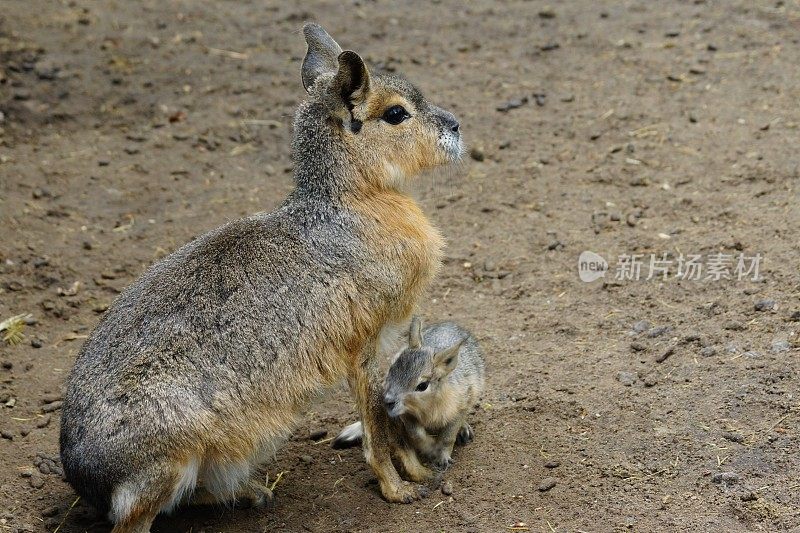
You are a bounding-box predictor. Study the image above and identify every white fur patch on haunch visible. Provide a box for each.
[332,421,363,449]
[109,482,138,524]
[201,458,252,502]
[164,457,199,513]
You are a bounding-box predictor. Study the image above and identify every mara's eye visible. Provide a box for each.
[415,381,429,392]
[382,105,409,125]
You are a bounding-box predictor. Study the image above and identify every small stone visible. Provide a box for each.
[538,7,556,18]
[538,477,557,491]
[770,339,790,353]
[632,320,650,333]
[20,428,30,437]
[626,214,638,227]
[36,415,51,429]
[41,506,59,518]
[39,463,51,475]
[643,374,658,387]
[723,321,745,331]
[700,346,717,357]
[496,97,528,112]
[299,454,313,464]
[1,361,11,370]
[754,299,776,312]
[41,401,63,413]
[616,371,637,386]
[469,147,485,162]
[630,342,647,352]
[29,475,45,489]
[544,460,560,469]
[30,338,43,349]
[711,471,739,484]
[97,159,110,167]
[441,480,453,495]
[789,311,800,322]
[647,326,670,338]
[655,346,675,363]
[740,492,758,502]
[1,430,13,440]
[20,469,33,477]
[722,431,744,444]
[309,428,328,441]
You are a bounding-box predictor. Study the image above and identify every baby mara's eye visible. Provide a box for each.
[415,381,429,392]
[382,105,410,125]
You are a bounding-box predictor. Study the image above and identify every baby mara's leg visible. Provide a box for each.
[430,417,465,471]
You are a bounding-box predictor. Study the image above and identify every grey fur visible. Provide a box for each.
[333,321,485,471]
[60,22,462,529]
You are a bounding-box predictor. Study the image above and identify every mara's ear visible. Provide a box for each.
[330,50,371,110]
[408,316,423,350]
[301,23,343,92]
[432,339,462,377]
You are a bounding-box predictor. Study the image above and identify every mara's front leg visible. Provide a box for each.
[350,341,428,503]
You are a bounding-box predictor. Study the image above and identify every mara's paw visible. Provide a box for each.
[400,464,436,484]
[235,480,274,509]
[433,454,454,472]
[380,480,429,504]
[456,423,474,446]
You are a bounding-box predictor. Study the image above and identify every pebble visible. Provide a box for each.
[496,97,528,112]
[441,480,453,495]
[40,393,62,404]
[771,339,790,353]
[723,321,745,331]
[632,320,651,333]
[41,506,59,518]
[538,477,557,491]
[30,337,43,348]
[544,460,560,469]
[1,430,13,440]
[789,311,800,322]
[42,401,63,413]
[1,361,11,370]
[754,299,776,312]
[308,428,328,441]
[700,346,717,357]
[740,492,758,502]
[711,471,739,484]
[299,454,313,464]
[616,371,637,386]
[630,341,647,352]
[655,346,675,363]
[469,147,485,162]
[538,7,556,18]
[722,431,744,444]
[647,326,670,338]
[36,415,51,429]
[29,475,45,489]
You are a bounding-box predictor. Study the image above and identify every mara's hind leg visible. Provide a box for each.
[189,478,273,509]
[393,444,435,483]
[109,463,180,533]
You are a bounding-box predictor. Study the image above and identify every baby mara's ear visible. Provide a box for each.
[408,316,423,349]
[432,338,463,378]
[301,23,342,92]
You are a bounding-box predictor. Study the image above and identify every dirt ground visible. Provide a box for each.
[1,1,799,531]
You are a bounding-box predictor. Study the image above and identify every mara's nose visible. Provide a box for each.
[383,397,396,410]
